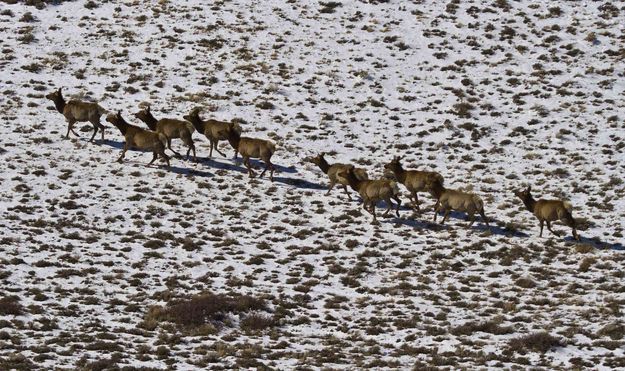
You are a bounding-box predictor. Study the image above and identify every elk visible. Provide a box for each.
[182,108,231,158]
[134,104,196,161]
[427,178,489,228]
[513,185,579,240]
[307,153,368,200]
[224,122,276,181]
[340,165,401,224]
[105,111,170,167]
[384,155,443,212]
[45,87,107,142]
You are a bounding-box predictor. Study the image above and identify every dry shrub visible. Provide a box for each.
[451,318,513,336]
[0,297,23,315]
[240,313,276,332]
[508,331,564,353]
[514,277,536,288]
[597,322,624,340]
[143,292,266,330]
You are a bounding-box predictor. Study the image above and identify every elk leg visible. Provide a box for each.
[259,159,270,178]
[326,181,336,196]
[441,209,451,225]
[214,140,226,157]
[88,122,98,143]
[167,138,181,157]
[93,119,105,141]
[572,228,580,241]
[561,215,580,241]
[66,119,76,139]
[539,220,544,237]
[392,195,401,217]
[433,205,441,222]
[268,160,275,182]
[467,213,476,227]
[148,151,158,166]
[244,157,255,178]
[370,204,378,224]
[480,209,490,227]
[413,192,421,213]
[546,221,561,236]
[161,149,170,167]
[117,142,128,163]
[208,139,214,158]
[342,185,353,201]
[184,135,196,162]
[383,199,392,216]
[98,122,105,141]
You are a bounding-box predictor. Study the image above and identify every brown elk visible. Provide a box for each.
[307,153,368,200]
[45,87,107,142]
[134,104,196,161]
[224,122,276,181]
[514,185,579,240]
[427,178,489,228]
[384,156,443,212]
[106,111,170,167]
[341,165,401,224]
[183,108,231,158]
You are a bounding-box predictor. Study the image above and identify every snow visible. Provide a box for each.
[0,0,624,369]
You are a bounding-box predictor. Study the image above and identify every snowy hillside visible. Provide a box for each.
[1,0,624,369]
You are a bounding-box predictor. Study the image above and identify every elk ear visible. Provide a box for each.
[527,185,531,193]
[146,104,150,113]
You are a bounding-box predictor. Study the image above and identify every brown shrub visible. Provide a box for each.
[597,322,624,340]
[451,318,513,336]
[0,297,23,315]
[240,313,276,332]
[144,292,266,329]
[508,331,564,353]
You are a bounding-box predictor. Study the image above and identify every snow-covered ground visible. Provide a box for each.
[1,0,624,369]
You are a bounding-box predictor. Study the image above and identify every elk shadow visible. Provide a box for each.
[198,157,297,174]
[473,223,529,237]
[272,176,326,190]
[168,165,213,178]
[566,236,624,250]
[98,139,144,151]
[198,157,325,190]
[391,217,451,231]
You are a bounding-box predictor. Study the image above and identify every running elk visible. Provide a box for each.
[514,185,579,240]
[384,156,443,212]
[427,178,489,228]
[307,153,368,200]
[134,104,196,161]
[341,165,401,224]
[45,87,107,142]
[183,108,231,158]
[224,122,276,181]
[106,111,170,167]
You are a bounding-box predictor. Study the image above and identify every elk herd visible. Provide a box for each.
[45,88,581,241]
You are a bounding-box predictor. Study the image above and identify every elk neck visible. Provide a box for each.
[52,94,66,114]
[521,194,536,213]
[316,157,330,174]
